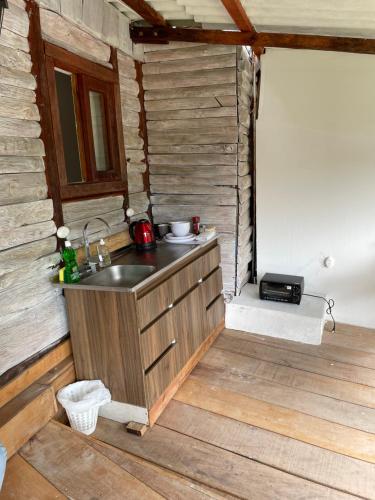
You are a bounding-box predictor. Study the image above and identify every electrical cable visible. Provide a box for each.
[302,293,336,334]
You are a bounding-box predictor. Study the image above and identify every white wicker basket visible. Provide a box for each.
[57,380,111,435]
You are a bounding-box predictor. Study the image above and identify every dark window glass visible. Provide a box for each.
[55,70,83,183]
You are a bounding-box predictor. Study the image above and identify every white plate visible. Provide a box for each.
[165,232,194,240]
[164,236,197,244]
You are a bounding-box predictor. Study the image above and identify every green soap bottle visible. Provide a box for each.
[62,241,80,283]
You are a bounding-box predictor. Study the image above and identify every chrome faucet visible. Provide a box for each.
[82,217,111,263]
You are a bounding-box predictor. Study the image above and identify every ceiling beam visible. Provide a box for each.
[255,32,375,55]
[120,0,167,27]
[220,0,255,34]
[131,26,256,45]
[131,25,375,55]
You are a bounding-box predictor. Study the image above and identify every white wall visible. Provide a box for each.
[257,48,375,328]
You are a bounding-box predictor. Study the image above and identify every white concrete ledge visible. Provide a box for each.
[226,284,326,345]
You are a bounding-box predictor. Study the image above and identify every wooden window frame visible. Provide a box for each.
[44,42,127,201]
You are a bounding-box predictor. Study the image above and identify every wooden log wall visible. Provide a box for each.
[236,47,253,291]
[0,0,148,376]
[143,43,253,296]
[0,0,67,376]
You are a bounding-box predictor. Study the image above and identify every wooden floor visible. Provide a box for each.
[2,326,375,499]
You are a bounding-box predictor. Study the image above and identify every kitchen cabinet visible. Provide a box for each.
[64,239,224,425]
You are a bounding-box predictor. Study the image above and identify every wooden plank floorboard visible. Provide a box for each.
[323,328,375,354]
[175,377,375,463]
[89,437,233,499]
[214,332,375,387]
[19,421,162,500]
[1,454,65,500]
[202,346,375,409]
[224,328,375,370]
[198,349,375,432]
[159,400,375,499]
[93,416,356,499]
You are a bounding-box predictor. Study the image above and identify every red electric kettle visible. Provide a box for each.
[129,219,156,251]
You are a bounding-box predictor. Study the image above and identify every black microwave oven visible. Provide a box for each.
[259,273,304,305]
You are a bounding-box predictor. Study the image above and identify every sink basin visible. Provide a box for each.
[81,265,156,289]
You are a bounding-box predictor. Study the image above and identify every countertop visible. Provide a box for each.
[59,237,217,293]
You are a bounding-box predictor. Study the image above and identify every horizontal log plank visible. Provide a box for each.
[150,165,236,177]
[0,199,53,228]
[0,45,32,73]
[150,173,237,186]
[144,83,236,101]
[40,9,111,64]
[151,194,237,206]
[123,127,143,149]
[144,44,236,63]
[128,192,149,214]
[0,156,44,173]
[216,95,237,107]
[121,92,141,113]
[2,220,56,251]
[148,144,237,154]
[147,107,237,121]
[0,173,47,205]
[150,183,236,195]
[119,75,139,97]
[0,97,39,121]
[62,195,124,223]
[149,153,237,166]
[0,66,36,90]
[1,295,68,376]
[122,110,140,128]
[68,209,125,240]
[0,137,44,156]
[0,28,30,53]
[143,53,236,75]
[143,68,236,90]
[0,117,41,138]
[0,252,60,291]
[0,83,35,102]
[3,1,29,38]
[0,279,58,316]
[153,205,236,228]
[148,129,238,145]
[0,236,56,276]
[145,97,221,112]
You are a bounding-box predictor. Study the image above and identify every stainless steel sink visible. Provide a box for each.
[81,265,156,289]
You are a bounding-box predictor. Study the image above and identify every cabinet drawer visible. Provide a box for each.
[145,342,179,408]
[140,309,176,370]
[206,294,225,334]
[137,245,220,330]
[202,267,223,307]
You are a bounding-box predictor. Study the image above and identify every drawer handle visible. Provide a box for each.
[198,278,203,284]
[168,303,173,309]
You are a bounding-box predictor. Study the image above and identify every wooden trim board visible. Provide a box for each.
[0,340,72,408]
[0,384,57,458]
[148,319,224,426]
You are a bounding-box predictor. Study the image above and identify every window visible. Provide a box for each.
[45,43,126,200]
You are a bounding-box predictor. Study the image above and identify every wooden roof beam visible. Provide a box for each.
[131,26,375,55]
[255,32,375,55]
[131,26,256,45]
[220,0,256,34]
[120,0,168,27]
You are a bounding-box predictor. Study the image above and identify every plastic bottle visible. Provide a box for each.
[62,241,80,283]
[97,239,111,268]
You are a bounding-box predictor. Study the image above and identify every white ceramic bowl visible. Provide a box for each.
[170,221,191,237]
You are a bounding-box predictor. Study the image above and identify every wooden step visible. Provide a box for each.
[0,384,56,458]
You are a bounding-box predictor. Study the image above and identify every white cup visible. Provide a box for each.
[170,221,191,237]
